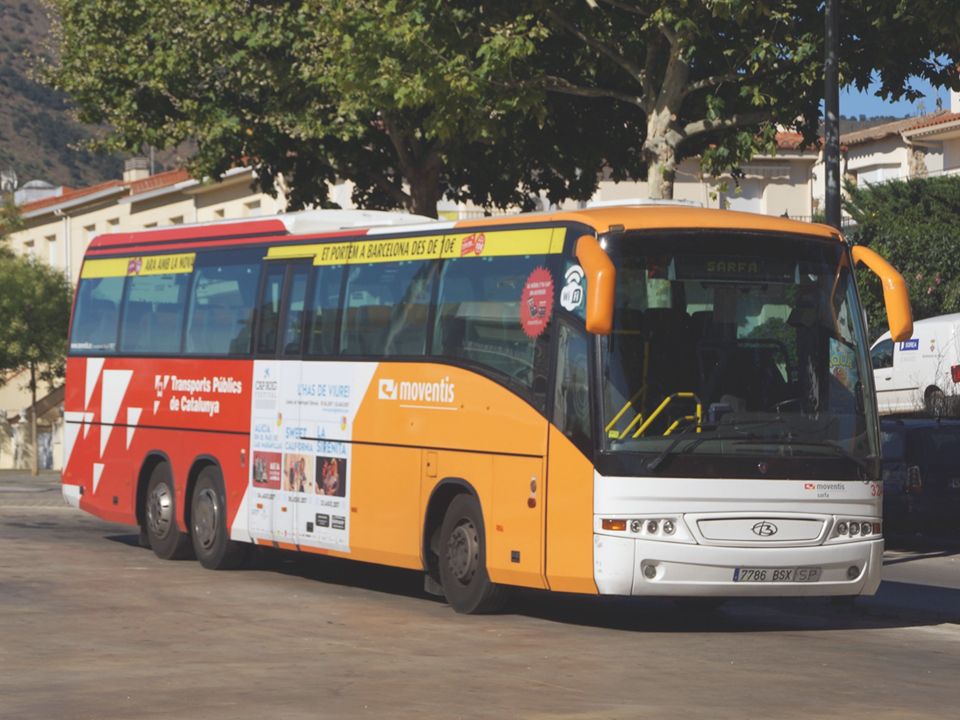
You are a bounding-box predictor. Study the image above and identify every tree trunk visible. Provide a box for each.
[408,172,442,219]
[643,107,679,200]
[29,363,38,477]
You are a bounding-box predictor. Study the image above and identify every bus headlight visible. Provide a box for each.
[830,517,881,542]
[597,515,692,543]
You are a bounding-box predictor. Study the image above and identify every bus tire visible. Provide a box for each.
[438,494,507,614]
[144,463,193,561]
[190,466,249,570]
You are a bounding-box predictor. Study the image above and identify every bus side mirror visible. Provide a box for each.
[575,234,616,335]
[851,245,913,342]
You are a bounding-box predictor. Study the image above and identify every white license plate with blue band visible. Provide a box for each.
[733,567,822,582]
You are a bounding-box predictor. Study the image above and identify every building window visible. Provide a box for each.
[45,235,56,265]
[83,224,96,248]
[244,200,262,217]
[107,218,120,228]
[169,215,184,225]
[143,222,158,229]
[24,239,36,258]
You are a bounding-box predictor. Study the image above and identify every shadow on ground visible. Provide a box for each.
[105,532,960,634]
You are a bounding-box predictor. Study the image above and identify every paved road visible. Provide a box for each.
[2,471,959,719]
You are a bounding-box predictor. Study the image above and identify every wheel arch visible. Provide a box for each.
[135,451,174,529]
[422,477,482,582]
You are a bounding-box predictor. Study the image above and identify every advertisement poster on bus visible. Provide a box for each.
[247,360,376,553]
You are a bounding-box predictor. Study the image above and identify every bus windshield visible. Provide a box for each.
[599,231,878,480]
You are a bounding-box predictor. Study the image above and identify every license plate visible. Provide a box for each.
[733,567,822,583]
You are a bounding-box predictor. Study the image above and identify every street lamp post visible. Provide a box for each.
[824,0,842,230]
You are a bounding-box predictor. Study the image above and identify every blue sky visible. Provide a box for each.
[840,77,947,118]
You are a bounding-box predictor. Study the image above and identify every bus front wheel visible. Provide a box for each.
[144,463,193,561]
[190,466,249,570]
[438,494,507,614]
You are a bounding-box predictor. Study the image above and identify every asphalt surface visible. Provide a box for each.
[2,470,959,719]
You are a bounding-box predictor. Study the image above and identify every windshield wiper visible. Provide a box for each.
[641,419,793,474]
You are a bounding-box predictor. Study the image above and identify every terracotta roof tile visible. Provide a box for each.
[21,179,125,213]
[841,111,951,145]
[129,168,191,195]
[905,111,960,133]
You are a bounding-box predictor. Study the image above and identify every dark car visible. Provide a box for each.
[880,418,960,534]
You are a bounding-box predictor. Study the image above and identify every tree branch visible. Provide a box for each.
[542,76,644,107]
[683,71,741,97]
[683,112,769,138]
[544,7,646,85]
[595,0,651,18]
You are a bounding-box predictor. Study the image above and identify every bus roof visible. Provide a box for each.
[86,204,840,253]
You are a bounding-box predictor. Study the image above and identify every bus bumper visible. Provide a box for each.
[62,483,82,509]
[594,535,884,597]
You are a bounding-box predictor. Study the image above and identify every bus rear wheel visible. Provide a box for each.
[438,494,506,614]
[144,463,193,560]
[190,466,249,570]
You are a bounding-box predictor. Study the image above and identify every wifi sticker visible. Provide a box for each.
[561,265,585,311]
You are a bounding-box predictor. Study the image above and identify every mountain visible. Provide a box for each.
[0,0,122,191]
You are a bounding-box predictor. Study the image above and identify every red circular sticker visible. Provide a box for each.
[520,267,554,338]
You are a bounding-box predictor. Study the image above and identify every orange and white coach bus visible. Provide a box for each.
[62,204,912,613]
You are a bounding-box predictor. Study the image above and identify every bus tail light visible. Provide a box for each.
[602,519,627,531]
[951,365,960,383]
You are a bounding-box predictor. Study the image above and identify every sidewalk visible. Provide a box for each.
[0,469,66,508]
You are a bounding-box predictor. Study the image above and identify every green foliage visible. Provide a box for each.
[42,0,960,212]
[528,0,960,196]
[0,251,72,386]
[845,175,960,339]
[0,194,24,243]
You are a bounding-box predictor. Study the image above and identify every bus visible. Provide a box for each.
[62,205,912,613]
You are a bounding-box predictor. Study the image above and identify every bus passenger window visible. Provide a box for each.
[433,255,546,388]
[306,265,343,356]
[118,273,189,354]
[184,253,259,356]
[280,265,310,356]
[69,276,124,354]
[256,265,285,355]
[341,261,435,357]
[554,323,592,451]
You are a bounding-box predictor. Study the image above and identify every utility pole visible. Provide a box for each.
[824,0,842,230]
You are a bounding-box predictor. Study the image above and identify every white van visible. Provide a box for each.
[870,313,960,415]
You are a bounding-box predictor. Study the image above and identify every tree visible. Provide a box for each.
[44,1,960,211]
[44,0,625,216]
[0,250,73,475]
[526,0,960,199]
[845,175,960,338]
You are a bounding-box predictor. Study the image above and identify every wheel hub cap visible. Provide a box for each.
[146,483,173,540]
[193,488,219,552]
[447,519,479,584]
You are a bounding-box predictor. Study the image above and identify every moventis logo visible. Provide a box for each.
[378,377,455,405]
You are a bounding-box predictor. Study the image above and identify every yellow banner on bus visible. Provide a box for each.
[81,253,196,279]
[265,228,562,266]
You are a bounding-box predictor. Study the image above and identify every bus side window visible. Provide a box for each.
[433,255,546,389]
[341,260,435,357]
[279,265,311,356]
[184,252,260,356]
[256,264,285,355]
[69,276,125,354]
[554,322,592,452]
[306,265,344,356]
[118,273,189,354]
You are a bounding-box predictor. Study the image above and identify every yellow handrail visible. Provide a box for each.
[633,392,702,438]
